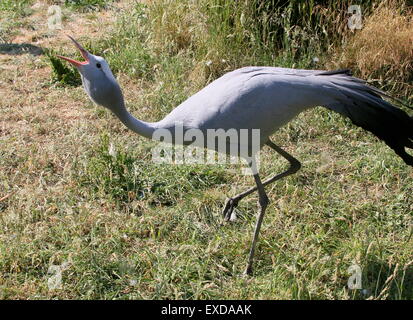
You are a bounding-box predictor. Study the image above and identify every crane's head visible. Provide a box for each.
[57,36,124,111]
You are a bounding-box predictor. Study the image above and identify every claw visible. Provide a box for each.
[222,198,238,221]
[243,266,253,276]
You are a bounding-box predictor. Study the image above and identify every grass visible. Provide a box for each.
[0,0,33,14]
[331,0,413,101]
[45,49,81,86]
[63,0,116,11]
[1,0,413,300]
[77,133,229,207]
[0,0,34,42]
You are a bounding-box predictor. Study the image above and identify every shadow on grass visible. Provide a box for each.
[0,43,43,56]
[361,257,413,300]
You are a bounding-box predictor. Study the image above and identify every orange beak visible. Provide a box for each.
[57,35,89,67]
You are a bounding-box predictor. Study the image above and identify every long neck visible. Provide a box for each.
[111,103,158,139]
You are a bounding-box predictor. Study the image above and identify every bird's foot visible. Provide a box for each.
[242,265,253,277]
[222,197,239,222]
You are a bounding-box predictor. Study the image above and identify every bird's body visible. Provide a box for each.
[116,65,413,166]
[156,67,319,146]
[58,37,413,275]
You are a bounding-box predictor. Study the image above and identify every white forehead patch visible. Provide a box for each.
[93,55,117,83]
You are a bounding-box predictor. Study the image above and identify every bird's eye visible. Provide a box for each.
[96,63,102,68]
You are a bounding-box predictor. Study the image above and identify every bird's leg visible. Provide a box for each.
[222,140,301,221]
[244,168,269,275]
[243,142,301,275]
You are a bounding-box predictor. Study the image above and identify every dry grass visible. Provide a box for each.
[146,0,207,55]
[332,1,413,100]
[1,0,413,300]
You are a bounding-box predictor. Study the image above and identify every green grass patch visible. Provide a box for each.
[45,49,82,86]
[0,0,32,14]
[64,0,115,11]
[1,0,412,300]
[76,134,229,207]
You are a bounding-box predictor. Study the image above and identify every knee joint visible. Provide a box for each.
[290,160,301,174]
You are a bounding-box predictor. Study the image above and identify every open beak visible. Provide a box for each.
[57,35,90,67]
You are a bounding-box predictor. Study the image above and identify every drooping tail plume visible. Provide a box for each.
[317,70,413,166]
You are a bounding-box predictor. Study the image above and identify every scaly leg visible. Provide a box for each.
[244,166,269,275]
[222,140,301,221]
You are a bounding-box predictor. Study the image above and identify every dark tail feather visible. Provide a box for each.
[320,74,413,166]
[318,69,353,76]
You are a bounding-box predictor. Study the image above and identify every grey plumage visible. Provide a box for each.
[58,37,412,275]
